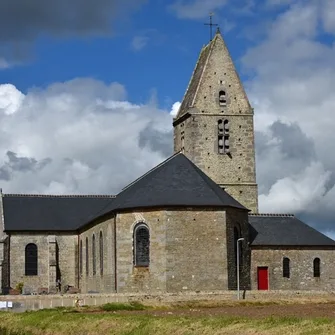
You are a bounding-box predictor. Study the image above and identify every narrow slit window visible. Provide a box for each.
[79,240,83,276]
[283,257,290,278]
[313,258,320,278]
[86,237,89,276]
[134,224,150,267]
[100,231,104,276]
[92,234,96,276]
[25,243,38,276]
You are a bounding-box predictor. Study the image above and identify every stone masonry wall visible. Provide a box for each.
[79,216,115,294]
[9,233,77,293]
[226,209,251,290]
[251,247,335,290]
[115,210,167,294]
[0,191,8,293]
[4,290,335,312]
[0,237,9,293]
[174,114,258,212]
[115,208,232,294]
[165,209,229,292]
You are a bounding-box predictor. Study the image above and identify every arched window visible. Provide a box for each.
[92,234,96,276]
[313,258,320,278]
[219,90,227,106]
[79,240,83,276]
[25,243,38,276]
[283,257,290,278]
[134,224,150,267]
[99,231,103,276]
[85,237,89,276]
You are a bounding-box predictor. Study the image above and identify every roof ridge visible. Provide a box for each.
[3,194,116,198]
[249,213,295,217]
[120,151,182,193]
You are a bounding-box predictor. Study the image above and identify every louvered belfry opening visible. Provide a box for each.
[134,224,150,267]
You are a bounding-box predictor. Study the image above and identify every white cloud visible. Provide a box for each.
[0,79,173,195]
[131,35,150,51]
[0,84,24,115]
[259,162,331,214]
[130,29,165,52]
[242,0,335,232]
[170,101,181,116]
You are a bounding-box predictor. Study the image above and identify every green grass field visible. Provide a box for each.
[1,301,335,335]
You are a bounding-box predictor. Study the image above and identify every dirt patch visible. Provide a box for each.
[110,303,335,319]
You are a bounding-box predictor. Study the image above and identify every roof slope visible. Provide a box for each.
[175,28,250,119]
[249,214,335,246]
[3,195,115,231]
[177,43,211,118]
[94,153,247,218]
[3,153,246,231]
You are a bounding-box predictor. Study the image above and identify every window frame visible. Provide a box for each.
[79,239,83,276]
[133,223,150,267]
[25,243,38,276]
[99,231,103,276]
[85,237,89,276]
[219,90,227,106]
[283,257,290,278]
[313,257,321,278]
[92,234,96,276]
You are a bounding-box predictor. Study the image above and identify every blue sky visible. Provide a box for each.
[1,0,335,235]
[0,0,274,107]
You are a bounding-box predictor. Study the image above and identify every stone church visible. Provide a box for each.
[1,29,335,295]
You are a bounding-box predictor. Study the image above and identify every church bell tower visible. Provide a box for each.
[173,28,258,212]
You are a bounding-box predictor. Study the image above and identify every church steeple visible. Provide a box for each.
[173,29,258,212]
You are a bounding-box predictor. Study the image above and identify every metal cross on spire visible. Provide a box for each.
[204,13,218,42]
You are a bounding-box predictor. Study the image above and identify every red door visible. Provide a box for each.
[257,267,269,290]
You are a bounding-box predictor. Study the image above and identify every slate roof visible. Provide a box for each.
[2,153,246,231]
[89,153,247,220]
[3,195,115,231]
[249,214,335,247]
